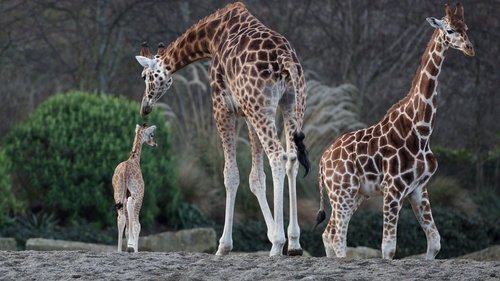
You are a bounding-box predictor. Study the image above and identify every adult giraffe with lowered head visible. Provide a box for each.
[135,2,309,256]
[316,3,474,259]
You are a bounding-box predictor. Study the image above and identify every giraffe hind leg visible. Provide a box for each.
[116,207,126,252]
[322,211,335,257]
[326,182,365,258]
[214,112,239,256]
[284,141,302,256]
[126,196,136,253]
[247,122,275,243]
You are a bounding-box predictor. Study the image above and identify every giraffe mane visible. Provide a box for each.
[162,2,247,53]
[193,2,246,27]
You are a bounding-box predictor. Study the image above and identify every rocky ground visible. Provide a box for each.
[0,250,499,281]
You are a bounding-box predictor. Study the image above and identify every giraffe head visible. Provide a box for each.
[136,123,158,147]
[135,42,173,116]
[426,3,474,57]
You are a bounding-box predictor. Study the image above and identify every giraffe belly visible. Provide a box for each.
[359,178,384,197]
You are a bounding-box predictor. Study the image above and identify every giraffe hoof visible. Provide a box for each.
[126,247,134,253]
[287,248,303,256]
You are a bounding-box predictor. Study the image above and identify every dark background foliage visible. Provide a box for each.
[0,0,498,255]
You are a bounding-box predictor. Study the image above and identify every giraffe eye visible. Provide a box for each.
[446,29,454,34]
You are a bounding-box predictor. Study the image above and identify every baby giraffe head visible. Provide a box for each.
[426,3,474,57]
[135,42,173,117]
[136,123,157,148]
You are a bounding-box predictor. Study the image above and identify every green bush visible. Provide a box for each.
[229,220,271,252]
[3,91,180,230]
[0,148,20,225]
[433,146,500,190]
[427,176,478,216]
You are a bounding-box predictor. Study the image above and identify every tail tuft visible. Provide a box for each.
[293,131,310,177]
[312,209,326,231]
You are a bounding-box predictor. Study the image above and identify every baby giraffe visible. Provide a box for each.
[113,123,157,252]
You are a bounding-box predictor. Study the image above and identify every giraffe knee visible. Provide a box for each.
[249,176,264,195]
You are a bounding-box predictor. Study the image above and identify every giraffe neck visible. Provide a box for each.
[160,2,247,73]
[409,29,447,132]
[388,29,448,138]
[129,133,143,162]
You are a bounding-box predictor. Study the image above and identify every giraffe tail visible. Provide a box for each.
[293,131,310,177]
[280,54,310,177]
[312,164,326,231]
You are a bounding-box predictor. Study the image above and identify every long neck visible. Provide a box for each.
[404,29,448,137]
[161,2,246,73]
[129,133,143,163]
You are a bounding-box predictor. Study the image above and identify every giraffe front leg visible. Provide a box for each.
[381,186,404,259]
[408,186,441,260]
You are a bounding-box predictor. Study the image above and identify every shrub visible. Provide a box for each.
[227,220,271,252]
[3,91,180,230]
[427,176,478,216]
[0,212,116,249]
[0,148,20,225]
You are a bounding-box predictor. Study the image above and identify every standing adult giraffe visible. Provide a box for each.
[316,3,474,260]
[134,2,309,256]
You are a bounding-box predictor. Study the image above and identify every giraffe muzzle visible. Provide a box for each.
[463,43,475,57]
[141,105,153,116]
[140,95,154,116]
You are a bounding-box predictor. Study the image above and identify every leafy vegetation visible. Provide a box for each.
[2,92,180,231]
[0,148,20,225]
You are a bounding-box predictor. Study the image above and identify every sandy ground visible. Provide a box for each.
[0,251,499,281]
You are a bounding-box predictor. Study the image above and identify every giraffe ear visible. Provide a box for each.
[426,17,445,30]
[135,55,156,69]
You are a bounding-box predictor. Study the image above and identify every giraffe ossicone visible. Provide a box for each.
[135,2,309,256]
[113,123,157,253]
[316,3,474,260]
